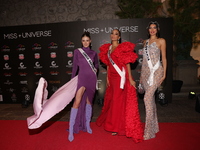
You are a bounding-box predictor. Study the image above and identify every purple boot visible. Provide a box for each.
[68,108,78,142]
[85,104,92,134]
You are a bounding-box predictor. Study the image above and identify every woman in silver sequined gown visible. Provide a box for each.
[140,21,167,140]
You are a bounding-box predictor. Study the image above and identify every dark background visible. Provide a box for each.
[0,18,173,104]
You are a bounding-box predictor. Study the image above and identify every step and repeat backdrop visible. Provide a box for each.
[0,18,173,104]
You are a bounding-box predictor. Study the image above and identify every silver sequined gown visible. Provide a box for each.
[140,40,164,140]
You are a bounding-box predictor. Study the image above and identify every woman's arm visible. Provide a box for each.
[159,38,167,85]
[126,63,136,88]
[71,50,78,78]
[139,40,147,84]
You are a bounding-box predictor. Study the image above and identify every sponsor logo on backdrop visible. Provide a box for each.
[66,60,73,68]
[66,71,72,75]
[3,33,17,39]
[34,71,43,76]
[16,44,25,51]
[4,55,9,60]
[34,53,40,59]
[100,69,107,74]
[4,30,51,40]
[136,38,144,45]
[18,72,28,76]
[25,94,30,101]
[20,30,51,39]
[18,62,27,69]
[32,43,42,50]
[20,80,28,85]
[136,69,141,74]
[4,80,13,85]
[65,41,75,48]
[7,88,15,93]
[1,45,10,52]
[19,54,24,60]
[48,42,58,49]
[21,87,28,93]
[138,49,143,55]
[51,86,59,92]
[83,25,139,34]
[11,93,17,102]
[3,63,11,70]
[49,80,61,84]
[4,72,12,77]
[34,62,43,69]
[50,52,56,58]
[50,71,59,75]
[50,61,58,68]
[138,58,143,65]
[97,79,102,90]
[67,51,73,57]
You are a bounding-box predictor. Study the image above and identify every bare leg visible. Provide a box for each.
[73,86,86,108]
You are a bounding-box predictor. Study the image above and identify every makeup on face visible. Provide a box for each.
[81,36,91,47]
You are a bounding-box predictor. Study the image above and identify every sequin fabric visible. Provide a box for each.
[140,40,164,140]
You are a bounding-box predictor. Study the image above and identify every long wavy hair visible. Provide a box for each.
[146,21,160,38]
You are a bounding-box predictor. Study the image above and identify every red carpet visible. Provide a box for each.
[0,120,199,150]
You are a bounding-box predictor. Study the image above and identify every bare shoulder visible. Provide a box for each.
[143,39,148,46]
[158,38,166,44]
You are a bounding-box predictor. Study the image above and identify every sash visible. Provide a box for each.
[108,45,125,89]
[78,48,98,89]
[144,40,161,86]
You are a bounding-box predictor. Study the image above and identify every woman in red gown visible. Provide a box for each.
[96,29,143,143]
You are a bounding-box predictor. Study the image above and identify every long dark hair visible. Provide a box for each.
[111,29,122,44]
[146,21,160,38]
[81,31,92,48]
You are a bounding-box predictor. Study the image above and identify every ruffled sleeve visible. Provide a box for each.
[118,42,138,65]
[99,43,111,65]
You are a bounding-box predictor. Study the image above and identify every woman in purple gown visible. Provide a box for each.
[68,32,99,142]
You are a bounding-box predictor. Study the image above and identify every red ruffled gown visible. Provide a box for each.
[96,42,144,143]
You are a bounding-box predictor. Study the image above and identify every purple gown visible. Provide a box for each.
[26,47,98,130]
[71,47,99,133]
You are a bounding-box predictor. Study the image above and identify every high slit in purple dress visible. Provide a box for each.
[26,47,98,130]
[71,47,99,133]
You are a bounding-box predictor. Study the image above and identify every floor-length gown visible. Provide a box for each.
[140,40,164,140]
[27,47,98,130]
[71,47,99,133]
[96,42,143,143]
